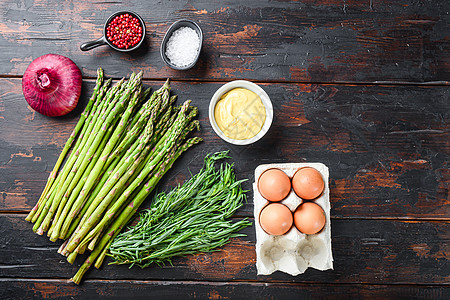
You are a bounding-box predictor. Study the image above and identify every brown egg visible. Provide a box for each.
[259,203,293,236]
[258,169,291,202]
[293,202,326,234]
[292,167,324,200]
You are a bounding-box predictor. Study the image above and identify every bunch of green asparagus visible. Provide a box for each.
[25,68,202,284]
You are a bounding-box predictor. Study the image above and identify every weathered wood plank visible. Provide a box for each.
[0,0,448,83]
[0,279,449,300]
[1,79,448,218]
[1,215,449,284]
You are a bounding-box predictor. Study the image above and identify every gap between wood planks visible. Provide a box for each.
[0,277,449,287]
[2,211,449,221]
[0,74,448,86]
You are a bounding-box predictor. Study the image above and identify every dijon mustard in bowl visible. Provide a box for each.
[209,80,273,145]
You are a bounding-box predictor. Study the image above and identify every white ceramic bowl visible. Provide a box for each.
[209,80,273,145]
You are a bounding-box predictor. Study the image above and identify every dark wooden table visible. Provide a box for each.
[1,1,449,299]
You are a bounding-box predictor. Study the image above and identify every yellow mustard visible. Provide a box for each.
[214,88,266,140]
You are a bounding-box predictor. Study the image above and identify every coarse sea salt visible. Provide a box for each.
[165,27,200,68]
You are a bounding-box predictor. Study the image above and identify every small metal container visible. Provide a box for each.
[160,20,203,70]
[80,11,146,52]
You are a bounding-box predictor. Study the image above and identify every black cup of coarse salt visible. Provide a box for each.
[80,11,146,52]
[160,20,203,70]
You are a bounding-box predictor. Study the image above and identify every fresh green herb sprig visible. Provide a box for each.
[108,151,252,268]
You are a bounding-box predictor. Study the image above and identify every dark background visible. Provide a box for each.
[0,0,448,299]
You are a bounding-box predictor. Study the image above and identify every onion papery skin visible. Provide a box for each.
[22,54,82,117]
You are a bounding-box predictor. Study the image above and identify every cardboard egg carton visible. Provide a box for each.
[253,163,333,276]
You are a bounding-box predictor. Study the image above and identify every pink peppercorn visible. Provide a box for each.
[106,14,143,49]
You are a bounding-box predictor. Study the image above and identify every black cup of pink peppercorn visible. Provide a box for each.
[80,11,146,52]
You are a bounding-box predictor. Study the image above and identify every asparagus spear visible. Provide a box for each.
[30,78,111,228]
[57,74,142,235]
[66,103,184,251]
[71,137,201,284]
[49,115,121,241]
[37,79,115,232]
[32,177,60,233]
[125,80,167,132]
[31,174,60,224]
[83,116,200,252]
[65,125,153,252]
[68,104,192,247]
[53,88,143,241]
[110,85,166,160]
[26,69,105,222]
[61,120,153,241]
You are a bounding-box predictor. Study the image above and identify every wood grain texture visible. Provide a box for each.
[0,0,449,295]
[0,0,448,83]
[1,279,449,300]
[1,79,448,218]
[1,215,449,284]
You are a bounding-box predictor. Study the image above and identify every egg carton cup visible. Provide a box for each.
[253,163,333,276]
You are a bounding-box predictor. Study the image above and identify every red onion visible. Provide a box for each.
[22,54,82,117]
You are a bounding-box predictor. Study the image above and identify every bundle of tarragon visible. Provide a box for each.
[109,151,252,268]
[25,68,202,284]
